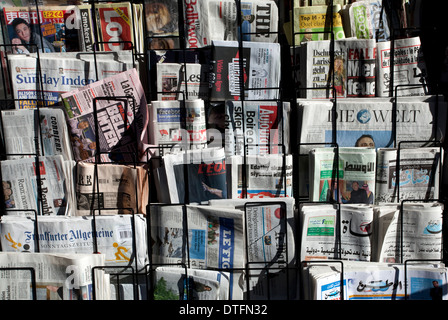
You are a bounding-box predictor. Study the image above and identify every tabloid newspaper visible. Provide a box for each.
[156,63,209,101]
[208,197,298,299]
[0,107,73,161]
[74,161,149,216]
[309,147,376,204]
[224,100,290,156]
[297,96,447,154]
[375,147,441,203]
[375,202,444,263]
[7,51,135,108]
[159,147,227,204]
[303,261,447,300]
[376,36,427,97]
[2,5,82,53]
[148,204,245,300]
[0,214,148,270]
[348,0,390,41]
[1,155,70,216]
[61,68,150,163]
[0,252,106,300]
[228,154,293,199]
[145,0,180,50]
[300,203,373,262]
[184,0,278,49]
[150,99,207,150]
[209,40,281,101]
[296,38,377,99]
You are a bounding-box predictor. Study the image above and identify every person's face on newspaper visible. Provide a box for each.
[15,22,31,42]
[146,2,171,33]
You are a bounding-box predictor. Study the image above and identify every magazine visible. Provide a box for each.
[348,0,390,41]
[77,4,95,52]
[145,0,180,50]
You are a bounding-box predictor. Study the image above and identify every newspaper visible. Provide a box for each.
[300,203,374,261]
[0,214,148,270]
[156,63,209,101]
[2,5,82,53]
[0,252,106,300]
[348,0,390,41]
[77,4,95,52]
[0,107,73,161]
[159,147,227,203]
[224,100,290,156]
[1,155,71,215]
[145,0,180,50]
[376,147,441,203]
[228,154,293,199]
[148,204,245,300]
[74,161,149,216]
[296,38,377,99]
[297,96,447,154]
[303,261,447,300]
[61,68,150,163]
[309,147,376,204]
[209,40,281,101]
[7,51,135,108]
[150,99,207,149]
[376,202,444,263]
[376,36,427,97]
[184,0,279,49]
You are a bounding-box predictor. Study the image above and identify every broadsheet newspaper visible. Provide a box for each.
[1,155,70,215]
[209,40,281,101]
[149,204,245,300]
[0,252,106,300]
[150,99,207,150]
[184,0,278,49]
[160,147,227,204]
[0,107,73,161]
[309,147,376,204]
[376,36,427,97]
[300,203,373,262]
[0,214,148,270]
[61,68,149,163]
[224,100,290,156]
[375,202,444,263]
[208,198,298,299]
[375,147,441,203]
[303,261,447,300]
[74,161,149,216]
[7,51,135,108]
[297,96,447,154]
[228,154,293,199]
[348,0,390,41]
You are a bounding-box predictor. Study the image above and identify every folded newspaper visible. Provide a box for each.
[347,0,390,41]
[0,214,148,270]
[61,68,150,163]
[148,204,245,300]
[375,147,441,203]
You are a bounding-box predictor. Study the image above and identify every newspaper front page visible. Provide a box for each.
[375,147,441,203]
[348,0,390,41]
[0,252,106,300]
[149,204,245,300]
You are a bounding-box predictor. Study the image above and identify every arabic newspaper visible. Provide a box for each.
[209,40,281,101]
[348,0,390,41]
[1,155,71,216]
[375,147,441,203]
[228,154,293,199]
[300,203,373,261]
[376,202,444,263]
[208,197,298,299]
[297,96,447,154]
[224,100,290,156]
[148,204,245,300]
[309,147,376,204]
[74,161,149,216]
[160,147,227,204]
[2,5,81,53]
[0,107,73,161]
[0,214,148,270]
[61,68,150,163]
[0,252,106,300]
[184,0,279,49]
[376,36,427,97]
[7,51,135,108]
[150,99,207,150]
